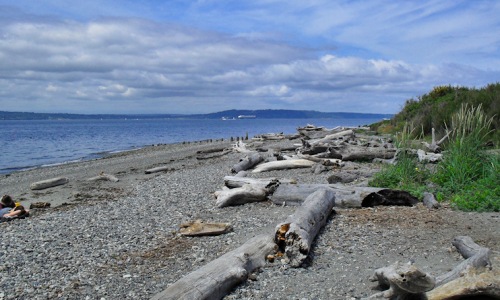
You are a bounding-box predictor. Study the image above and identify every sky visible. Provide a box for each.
[0,1,499,114]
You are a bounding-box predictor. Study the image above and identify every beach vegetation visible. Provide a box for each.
[369,97,499,212]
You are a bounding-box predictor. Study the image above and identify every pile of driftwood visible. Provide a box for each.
[152,126,497,300]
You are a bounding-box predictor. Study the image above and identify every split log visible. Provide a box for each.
[435,236,492,286]
[151,234,276,300]
[363,261,435,299]
[269,184,419,208]
[417,149,442,163]
[251,159,316,173]
[422,192,440,209]
[231,153,264,173]
[223,176,296,189]
[145,166,173,174]
[86,173,119,182]
[214,183,276,208]
[275,188,336,267]
[30,177,69,190]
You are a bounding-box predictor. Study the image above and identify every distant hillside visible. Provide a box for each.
[0,109,392,120]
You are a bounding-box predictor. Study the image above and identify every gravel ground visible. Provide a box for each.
[0,138,498,300]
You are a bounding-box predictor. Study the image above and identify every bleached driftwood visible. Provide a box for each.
[214,183,276,208]
[151,234,276,300]
[422,192,440,209]
[145,166,172,174]
[332,145,397,161]
[30,177,69,190]
[422,128,451,153]
[427,267,500,299]
[275,188,336,267]
[252,159,316,173]
[231,153,264,173]
[363,261,435,299]
[435,235,492,286]
[310,129,355,145]
[417,149,442,163]
[232,141,254,153]
[269,184,419,208]
[86,173,119,182]
[179,220,232,236]
[223,176,296,189]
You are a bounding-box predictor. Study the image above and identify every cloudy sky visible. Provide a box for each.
[0,1,499,114]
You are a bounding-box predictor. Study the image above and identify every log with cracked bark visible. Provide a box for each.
[274,188,336,267]
[150,234,276,300]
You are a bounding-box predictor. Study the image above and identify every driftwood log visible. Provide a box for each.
[86,173,119,182]
[364,261,435,299]
[332,145,397,161]
[252,159,316,173]
[269,184,419,208]
[275,188,336,267]
[435,235,492,286]
[151,234,276,300]
[223,176,296,189]
[145,166,173,174]
[30,177,69,190]
[309,129,355,145]
[231,153,264,173]
[214,181,278,208]
[417,149,442,163]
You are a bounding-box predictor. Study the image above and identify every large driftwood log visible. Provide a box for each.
[251,159,316,173]
[30,177,69,190]
[151,234,276,300]
[223,176,296,189]
[231,153,264,173]
[435,236,492,286]
[333,145,397,161]
[310,129,355,145]
[364,261,435,299]
[275,188,336,267]
[269,184,419,208]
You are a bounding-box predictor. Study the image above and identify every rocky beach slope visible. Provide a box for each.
[0,137,498,300]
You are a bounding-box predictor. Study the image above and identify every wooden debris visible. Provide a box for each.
[417,149,442,163]
[275,188,336,267]
[364,261,435,299]
[30,177,69,190]
[214,183,276,208]
[179,220,232,236]
[151,234,276,300]
[252,159,316,173]
[145,166,173,174]
[86,172,119,182]
[231,153,264,173]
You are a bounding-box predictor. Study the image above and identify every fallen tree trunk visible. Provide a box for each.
[30,177,69,190]
[86,173,119,182]
[151,234,276,300]
[269,184,419,208]
[252,159,316,173]
[231,153,264,173]
[275,188,336,267]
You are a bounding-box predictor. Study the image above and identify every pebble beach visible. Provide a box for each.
[0,137,499,300]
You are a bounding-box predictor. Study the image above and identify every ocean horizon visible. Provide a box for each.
[0,117,383,174]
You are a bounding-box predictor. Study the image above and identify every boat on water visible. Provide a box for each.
[237,115,256,119]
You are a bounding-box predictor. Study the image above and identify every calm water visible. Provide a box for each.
[0,118,382,174]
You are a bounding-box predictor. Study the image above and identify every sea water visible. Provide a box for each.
[0,117,382,174]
